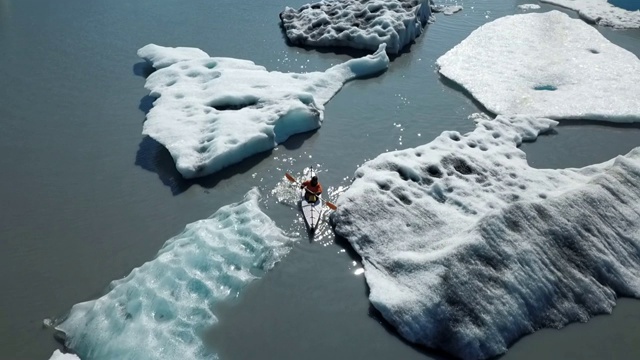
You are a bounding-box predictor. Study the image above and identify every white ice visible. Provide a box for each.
[138,44,389,178]
[55,189,294,360]
[280,0,434,54]
[436,11,640,122]
[517,4,541,10]
[541,0,640,28]
[48,350,81,360]
[432,4,463,15]
[332,114,640,359]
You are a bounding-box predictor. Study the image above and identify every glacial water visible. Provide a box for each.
[0,0,639,359]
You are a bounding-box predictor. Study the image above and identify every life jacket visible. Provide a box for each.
[302,180,322,202]
[302,181,322,194]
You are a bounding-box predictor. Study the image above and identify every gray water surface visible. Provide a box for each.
[1,0,639,359]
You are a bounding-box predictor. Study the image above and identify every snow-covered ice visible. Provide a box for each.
[55,189,294,360]
[280,0,434,54]
[436,11,640,122]
[136,46,210,70]
[138,44,389,178]
[332,114,640,359]
[517,3,541,10]
[541,0,640,28]
[48,350,81,360]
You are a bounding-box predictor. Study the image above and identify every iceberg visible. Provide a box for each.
[48,350,81,360]
[332,114,640,359]
[280,0,434,54]
[138,43,389,179]
[541,0,640,28]
[517,4,541,10]
[436,11,640,122]
[431,4,463,16]
[55,189,294,360]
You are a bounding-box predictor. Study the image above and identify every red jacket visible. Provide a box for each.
[301,180,322,195]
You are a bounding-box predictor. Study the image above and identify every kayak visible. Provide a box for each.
[285,171,336,232]
[300,188,323,231]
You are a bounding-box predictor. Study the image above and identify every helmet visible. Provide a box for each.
[311,176,318,186]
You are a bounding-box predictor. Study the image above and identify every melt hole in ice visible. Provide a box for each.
[533,85,557,91]
[207,99,259,111]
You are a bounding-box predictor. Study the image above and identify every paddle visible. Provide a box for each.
[285,173,337,210]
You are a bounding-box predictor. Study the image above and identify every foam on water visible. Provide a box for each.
[436,11,640,122]
[54,189,294,360]
[138,44,389,179]
[280,0,434,54]
[541,0,640,28]
[332,114,640,359]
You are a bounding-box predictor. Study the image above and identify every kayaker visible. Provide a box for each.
[301,176,323,203]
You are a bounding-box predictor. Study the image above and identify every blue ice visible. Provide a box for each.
[55,189,294,360]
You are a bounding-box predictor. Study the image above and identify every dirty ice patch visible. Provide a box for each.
[55,189,294,360]
[280,0,434,54]
[541,0,640,28]
[48,350,81,360]
[436,11,640,122]
[138,44,389,179]
[332,114,640,359]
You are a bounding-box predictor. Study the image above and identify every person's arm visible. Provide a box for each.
[317,184,323,194]
[300,180,309,189]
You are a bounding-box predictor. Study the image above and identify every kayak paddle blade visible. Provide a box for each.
[285,173,297,183]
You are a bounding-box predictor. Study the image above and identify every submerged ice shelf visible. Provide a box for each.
[54,189,294,360]
[332,114,640,359]
[138,43,389,179]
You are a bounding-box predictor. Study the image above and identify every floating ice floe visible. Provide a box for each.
[55,189,294,360]
[432,4,463,15]
[48,350,81,360]
[280,0,434,54]
[541,0,640,28]
[138,44,389,178]
[332,114,640,359]
[517,3,541,10]
[436,11,640,122]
